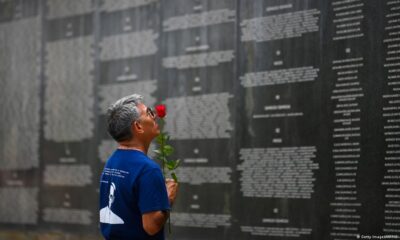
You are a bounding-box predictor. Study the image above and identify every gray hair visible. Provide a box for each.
[106,94,143,142]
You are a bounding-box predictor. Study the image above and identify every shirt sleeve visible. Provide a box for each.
[137,167,171,214]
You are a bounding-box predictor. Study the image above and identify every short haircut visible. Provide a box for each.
[106,94,143,142]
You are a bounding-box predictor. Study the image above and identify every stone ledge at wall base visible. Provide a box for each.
[0,231,102,240]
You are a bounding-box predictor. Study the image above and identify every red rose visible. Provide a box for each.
[155,104,166,118]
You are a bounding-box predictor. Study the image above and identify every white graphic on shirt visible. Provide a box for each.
[100,182,124,224]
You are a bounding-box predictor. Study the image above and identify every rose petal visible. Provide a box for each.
[155,104,166,118]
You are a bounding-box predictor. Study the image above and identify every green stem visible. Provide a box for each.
[158,118,172,234]
[160,118,165,177]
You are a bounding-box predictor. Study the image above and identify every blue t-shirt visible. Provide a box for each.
[99,149,170,240]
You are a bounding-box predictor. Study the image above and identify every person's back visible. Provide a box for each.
[98,94,178,240]
[99,149,169,240]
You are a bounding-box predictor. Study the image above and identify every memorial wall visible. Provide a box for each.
[0,0,396,239]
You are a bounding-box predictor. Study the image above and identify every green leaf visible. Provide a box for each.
[172,159,180,170]
[156,133,167,145]
[166,159,180,171]
[163,145,174,156]
[171,172,178,183]
[166,160,175,171]
[153,149,161,154]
